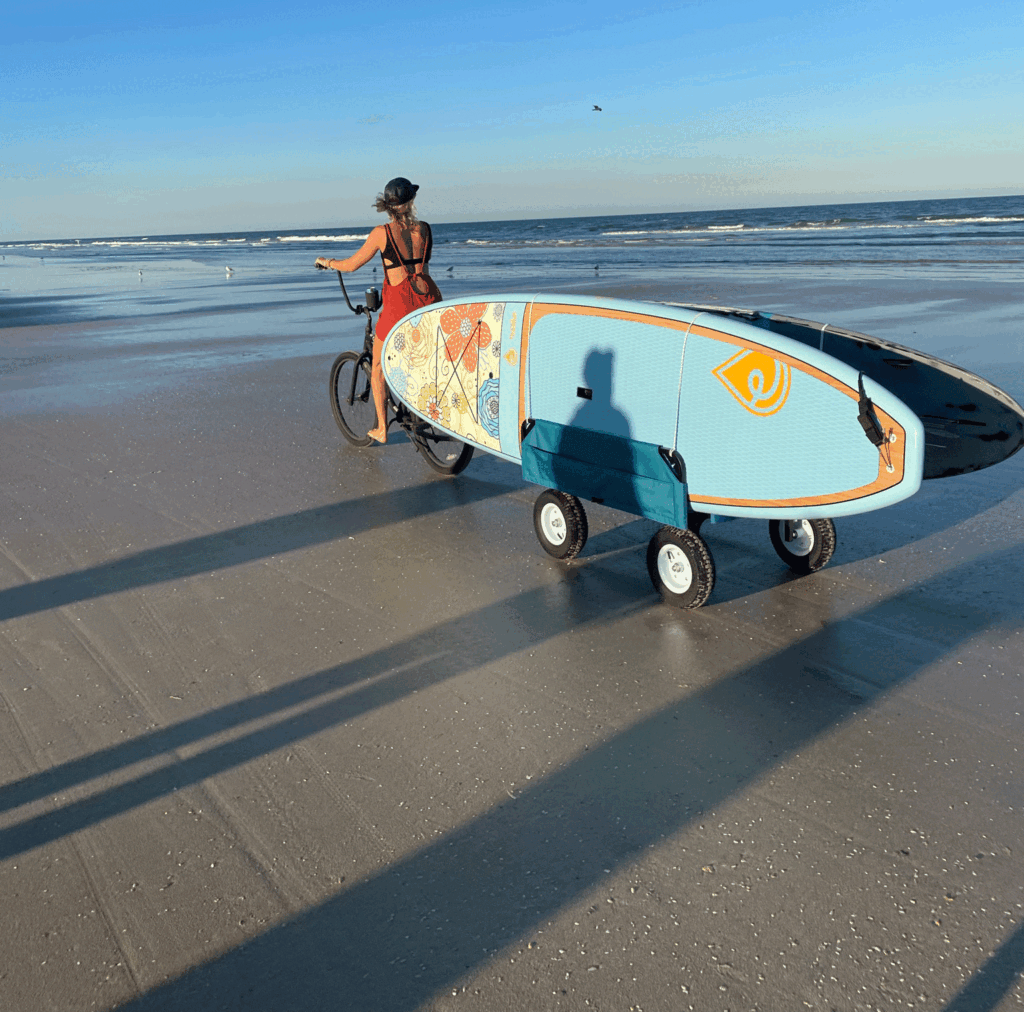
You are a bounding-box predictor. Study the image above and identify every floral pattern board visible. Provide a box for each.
[382,300,518,456]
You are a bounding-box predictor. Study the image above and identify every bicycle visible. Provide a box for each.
[320,267,474,475]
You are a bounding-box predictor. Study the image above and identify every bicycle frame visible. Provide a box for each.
[320,263,474,473]
[332,271,428,440]
[333,273,377,409]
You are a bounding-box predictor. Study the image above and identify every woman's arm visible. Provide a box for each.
[315,226,384,272]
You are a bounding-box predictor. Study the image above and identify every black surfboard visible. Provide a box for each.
[667,303,1024,480]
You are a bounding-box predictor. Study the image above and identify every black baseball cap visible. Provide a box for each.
[384,177,419,205]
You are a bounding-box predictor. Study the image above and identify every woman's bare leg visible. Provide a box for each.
[367,339,388,444]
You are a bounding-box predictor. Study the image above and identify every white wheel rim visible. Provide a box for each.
[784,520,815,556]
[540,502,567,545]
[657,543,693,594]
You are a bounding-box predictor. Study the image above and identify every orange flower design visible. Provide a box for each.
[405,322,430,367]
[440,303,492,372]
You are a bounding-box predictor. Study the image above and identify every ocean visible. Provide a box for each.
[3,193,1023,412]
[5,193,1024,284]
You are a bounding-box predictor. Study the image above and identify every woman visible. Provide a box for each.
[315,177,442,444]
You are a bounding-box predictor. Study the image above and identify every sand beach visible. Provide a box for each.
[2,225,1024,1010]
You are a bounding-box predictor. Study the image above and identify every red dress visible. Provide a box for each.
[375,222,442,342]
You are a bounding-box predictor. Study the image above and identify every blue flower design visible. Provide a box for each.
[491,303,505,321]
[478,377,500,438]
[390,366,409,398]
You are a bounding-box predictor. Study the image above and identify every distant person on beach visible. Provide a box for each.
[315,177,442,444]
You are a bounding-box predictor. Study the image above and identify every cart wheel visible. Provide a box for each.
[533,490,588,560]
[646,526,716,609]
[768,518,836,574]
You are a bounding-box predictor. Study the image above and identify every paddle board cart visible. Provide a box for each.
[380,294,1024,608]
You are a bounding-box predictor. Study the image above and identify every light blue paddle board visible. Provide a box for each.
[381,294,926,521]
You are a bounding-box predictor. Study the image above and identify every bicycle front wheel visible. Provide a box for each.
[329,351,376,447]
[412,423,475,475]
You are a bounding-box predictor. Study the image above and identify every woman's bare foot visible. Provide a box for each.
[367,427,387,444]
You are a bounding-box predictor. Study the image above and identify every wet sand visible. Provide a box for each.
[1,268,1023,1011]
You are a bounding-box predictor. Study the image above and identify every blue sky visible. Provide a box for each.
[3,0,1022,238]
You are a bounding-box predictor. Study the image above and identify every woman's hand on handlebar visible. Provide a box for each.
[315,256,332,270]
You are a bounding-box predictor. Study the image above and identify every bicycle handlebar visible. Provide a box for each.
[316,263,380,318]
[315,263,363,314]
[337,271,365,315]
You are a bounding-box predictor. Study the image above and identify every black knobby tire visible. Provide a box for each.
[412,424,475,475]
[329,351,376,447]
[533,489,589,560]
[646,526,716,609]
[768,518,837,574]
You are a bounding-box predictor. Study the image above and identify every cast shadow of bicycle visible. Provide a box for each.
[0,475,511,624]
[80,545,1018,1012]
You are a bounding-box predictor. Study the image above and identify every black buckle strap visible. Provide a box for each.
[658,446,686,483]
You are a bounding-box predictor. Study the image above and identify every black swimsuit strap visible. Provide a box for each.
[381,224,411,268]
[419,222,432,267]
[380,225,400,270]
[381,223,431,271]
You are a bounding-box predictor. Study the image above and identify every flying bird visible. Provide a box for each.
[593,105,602,111]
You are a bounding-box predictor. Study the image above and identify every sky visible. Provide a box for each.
[2,0,1022,239]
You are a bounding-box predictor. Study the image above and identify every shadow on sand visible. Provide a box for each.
[942,916,1024,1012]
[0,476,511,623]
[2,544,1018,1010]
[0,575,646,844]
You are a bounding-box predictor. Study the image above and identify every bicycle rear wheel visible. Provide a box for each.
[329,351,376,447]
[412,423,475,475]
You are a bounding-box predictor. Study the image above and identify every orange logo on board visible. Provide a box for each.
[712,349,791,416]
